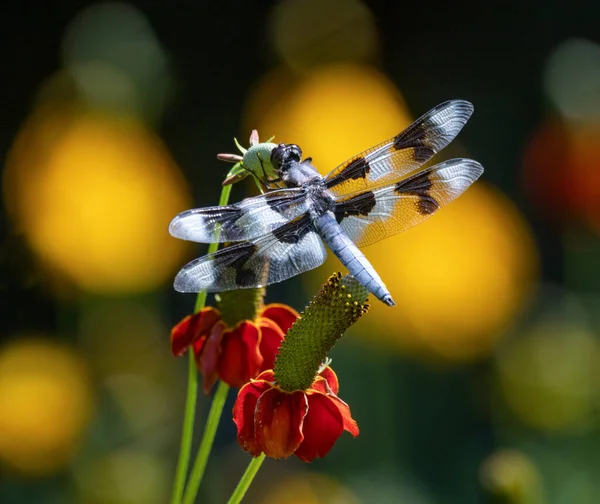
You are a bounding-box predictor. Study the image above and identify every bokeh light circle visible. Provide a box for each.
[316,183,537,362]
[480,450,543,502]
[544,38,600,123]
[522,119,600,232]
[0,337,93,474]
[269,0,378,73]
[62,1,171,120]
[260,472,359,504]
[245,64,411,174]
[495,316,600,432]
[75,449,169,504]
[364,183,537,361]
[4,104,191,294]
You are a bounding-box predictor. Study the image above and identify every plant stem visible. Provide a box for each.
[171,351,199,504]
[170,182,232,504]
[227,453,266,504]
[182,381,230,504]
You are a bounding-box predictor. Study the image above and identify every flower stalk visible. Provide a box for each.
[182,380,230,504]
[227,453,266,504]
[170,183,232,504]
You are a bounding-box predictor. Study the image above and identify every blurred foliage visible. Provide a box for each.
[2,1,600,503]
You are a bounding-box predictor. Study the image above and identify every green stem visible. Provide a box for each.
[171,352,199,504]
[227,454,266,504]
[182,381,230,504]
[170,183,232,504]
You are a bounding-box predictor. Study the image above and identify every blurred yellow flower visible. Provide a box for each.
[244,63,411,173]
[74,449,169,504]
[0,337,94,474]
[268,0,378,73]
[260,472,358,504]
[4,105,191,294]
[495,318,600,432]
[314,182,537,362]
[480,450,544,504]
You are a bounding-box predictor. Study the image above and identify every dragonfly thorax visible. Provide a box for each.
[306,183,334,219]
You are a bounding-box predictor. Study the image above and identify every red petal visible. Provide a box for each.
[294,391,344,462]
[233,380,273,457]
[255,388,308,459]
[310,373,358,437]
[260,304,299,334]
[256,318,285,372]
[318,366,339,395]
[196,321,225,395]
[170,307,221,356]
[217,322,263,389]
[256,369,275,382]
[324,394,359,437]
[310,376,330,394]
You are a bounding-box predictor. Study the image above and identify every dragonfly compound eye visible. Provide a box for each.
[270,143,287,168]
[287,144,302,162]
[271,143,303,170]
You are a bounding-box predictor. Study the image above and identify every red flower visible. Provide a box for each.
[171,304,298,394]
[233,367,359,462]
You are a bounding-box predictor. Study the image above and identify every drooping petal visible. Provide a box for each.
[217,322,262,389]
[256,318,285,372]
[294,391,344,462]
[196,321,226,395]
[255,369,275,382]
[170,307,221,356]
[310,376,329,394]
[255,388,308,459]
[233,379,273,457]
[260,304,299,334]
[310,375,358,437]
[318,366,339,395]
[322,393,360,437]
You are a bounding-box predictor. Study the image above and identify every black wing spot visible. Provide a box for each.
[393,120,436,163]
[214,206,245,237]
[213,242,259,287]
[395,171,440,215]
[272,213,312,244]
[325,156,371,189]
[416,196,440,215]
[334,191,377,223]
[265,191,305,216]
[265,191,286,212]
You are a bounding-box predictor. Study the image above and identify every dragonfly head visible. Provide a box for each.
[270,143,302,173]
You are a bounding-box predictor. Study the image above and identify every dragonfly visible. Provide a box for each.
[169,100,483,306]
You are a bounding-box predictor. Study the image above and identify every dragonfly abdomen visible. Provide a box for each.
[314,212,395,307]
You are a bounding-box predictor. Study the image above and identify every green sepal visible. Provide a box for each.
[273,273,370,392]
[216,288,265,327]
[233,137,247,154]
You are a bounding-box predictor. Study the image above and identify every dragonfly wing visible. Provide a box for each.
[334,158,483,248]
[173,213,327,292]
[323,100,474,195]
[169,188,307,243]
